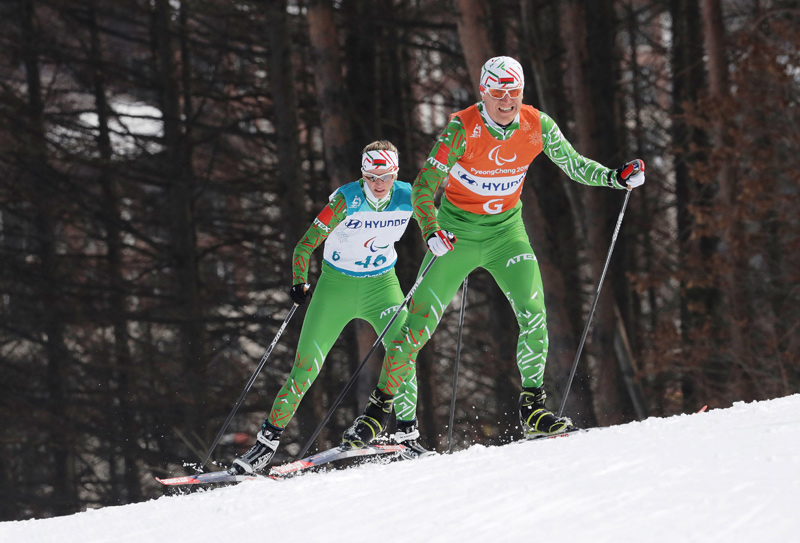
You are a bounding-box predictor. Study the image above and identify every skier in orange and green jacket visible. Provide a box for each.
[342,56,645,447]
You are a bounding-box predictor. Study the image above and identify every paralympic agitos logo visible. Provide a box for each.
[488,145,517,166]
[364,237,390,253]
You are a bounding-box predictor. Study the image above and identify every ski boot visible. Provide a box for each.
[229,422,283,475]
[393,419,435,459]
[519,386,575,439]
[342,389,394,449]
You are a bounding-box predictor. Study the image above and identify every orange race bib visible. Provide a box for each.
[444,104,543,215]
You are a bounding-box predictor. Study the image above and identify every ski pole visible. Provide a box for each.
[297,255,439,460]
[446,276,468,453]
[558,188,631,417]
[197,302,299,471]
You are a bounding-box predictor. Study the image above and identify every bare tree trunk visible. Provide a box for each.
[521,0,596,425]
[625,2,658,347]
[670,0,717,412]
[701,0,751,393]
[267,0,308,261]
[455,0,494,84]
[560,0,630,426]
[153,0,205,428]
[588,0,646,422]
[341,1,376,145]
[19,0,78,516]
[306,0,354,191]
[87,1,141,503]
[520,0,558,114]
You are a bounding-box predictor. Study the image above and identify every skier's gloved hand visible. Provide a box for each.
[615,159,645,189]
[427,230,456,257]
[290,283,312,305]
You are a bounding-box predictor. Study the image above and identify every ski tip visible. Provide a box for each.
[697,405,708,413]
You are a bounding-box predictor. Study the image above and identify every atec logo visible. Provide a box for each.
[426,156,448,172]
[483,199,504,214]
[488,145,517,166]
[506,253,537,266]
[380,305,403,318]
[313,218,332,233]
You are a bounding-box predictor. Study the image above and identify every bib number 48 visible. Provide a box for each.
[355,255,387,269]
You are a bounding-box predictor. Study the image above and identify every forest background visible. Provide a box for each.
[1,0,798,521]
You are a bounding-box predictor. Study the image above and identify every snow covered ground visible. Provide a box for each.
[3,394,800,543]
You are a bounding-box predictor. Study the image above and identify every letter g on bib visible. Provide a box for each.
[483,198,504,214]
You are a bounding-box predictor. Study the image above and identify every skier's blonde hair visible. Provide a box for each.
[362,140,398,155]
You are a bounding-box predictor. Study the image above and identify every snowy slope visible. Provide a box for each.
[3,395,800,543]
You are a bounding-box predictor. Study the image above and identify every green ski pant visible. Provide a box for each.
[268,263,418,428]
[378,202,548,395]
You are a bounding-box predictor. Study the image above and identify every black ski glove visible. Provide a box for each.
[290,283,312,305]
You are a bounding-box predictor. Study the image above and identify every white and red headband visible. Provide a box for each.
[361,150,399,173]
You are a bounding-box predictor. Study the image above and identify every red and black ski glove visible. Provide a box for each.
[614,159,645,189]
[427,230,457,256]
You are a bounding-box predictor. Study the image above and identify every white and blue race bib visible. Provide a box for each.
[323,181,413,277]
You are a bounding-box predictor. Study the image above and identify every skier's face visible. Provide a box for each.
[481,86,524,126]
[363,167,397,198]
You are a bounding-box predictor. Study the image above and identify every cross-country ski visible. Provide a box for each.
[157,443,409,487]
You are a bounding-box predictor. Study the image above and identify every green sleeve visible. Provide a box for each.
[292,192,348,284]
[412,117,468,239]
[540,112,624,189]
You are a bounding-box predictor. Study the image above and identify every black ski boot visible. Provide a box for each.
[342,389,394,449]
[519,386,574,439]
[394,419,435,459]
[229,422,283,475]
